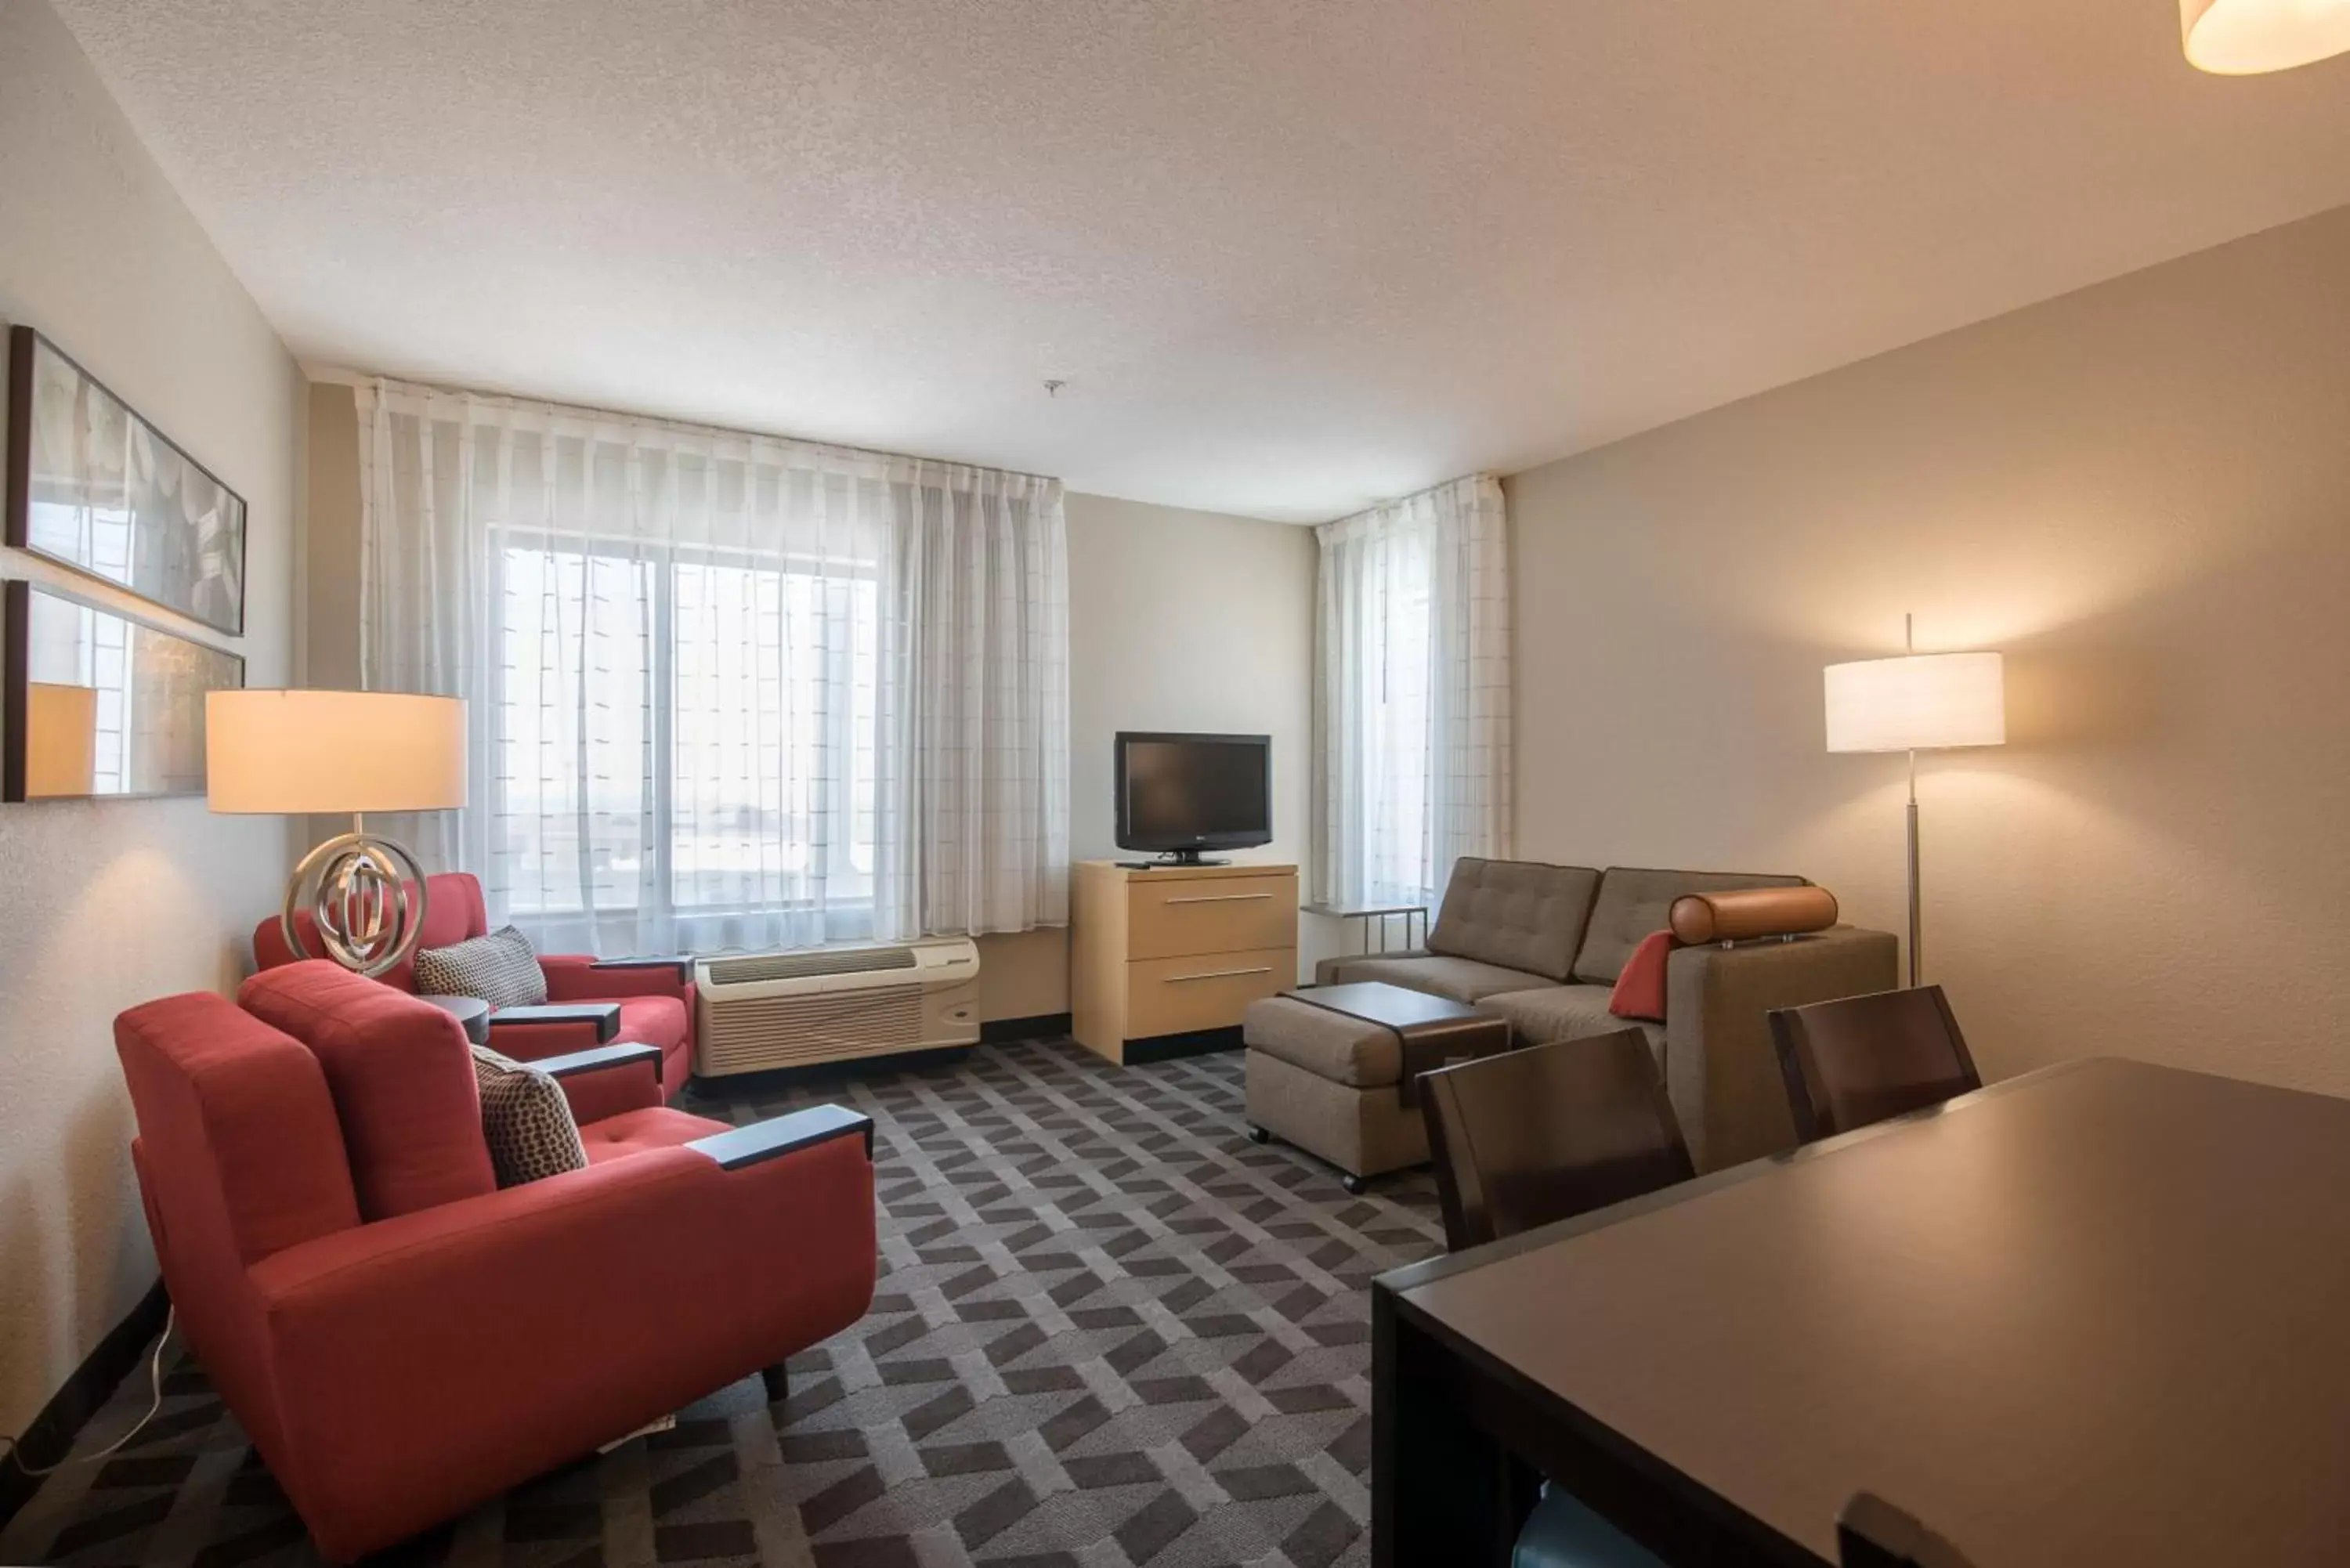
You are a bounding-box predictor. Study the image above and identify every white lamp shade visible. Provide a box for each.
[1824,652,2005,753]
[2182,0,2350,73]
[208,690,467,814]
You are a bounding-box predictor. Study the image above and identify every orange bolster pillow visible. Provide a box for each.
[1668,886,1838,945]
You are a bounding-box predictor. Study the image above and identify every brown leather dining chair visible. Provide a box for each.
[1838,1493,1976,1568]
[1420,1031,1697,1568]
[1769,984,1982,1143]
[1419,1028,1696,1254]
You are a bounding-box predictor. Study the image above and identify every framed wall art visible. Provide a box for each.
[2,580,244,802]
[5,325,248,636]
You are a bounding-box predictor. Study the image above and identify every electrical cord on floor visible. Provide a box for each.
[0,1307,175,1478]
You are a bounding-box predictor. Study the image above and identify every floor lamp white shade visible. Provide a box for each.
[1824,652,2006,754]
[1824,637,2005,988]
[2181,0,2350,74]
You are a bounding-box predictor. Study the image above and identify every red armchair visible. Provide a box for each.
[116,961,876,1562]
[253,871,697,1100]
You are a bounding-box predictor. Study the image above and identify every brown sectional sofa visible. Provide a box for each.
[1312,858,1896,1169]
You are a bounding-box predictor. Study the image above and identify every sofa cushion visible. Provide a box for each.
[1426,858,1602,982]
[1242,996,1401,1088]
[240,961,498,1221]
[1477,985,1665,1066]
[614,994,689,1051]
[578,1106,732,1163]
[1316,952,1546,1003]
[1572,868,1806,985]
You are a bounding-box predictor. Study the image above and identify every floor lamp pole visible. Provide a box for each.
[1903,613,1920,988]
[1906,746,1921,988]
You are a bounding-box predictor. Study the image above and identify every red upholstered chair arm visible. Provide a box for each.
[534,1042,665,1123]
[245,1135,877,1560]
[539,955,692,1003]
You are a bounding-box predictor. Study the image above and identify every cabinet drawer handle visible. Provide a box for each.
[1162,892,1274,905]
[1164,966,1274,984]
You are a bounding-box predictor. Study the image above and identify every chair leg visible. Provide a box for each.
[761,1363,790,1405]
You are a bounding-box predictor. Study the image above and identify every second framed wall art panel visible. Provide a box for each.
[5,325,248,636]
[2,580,244,802]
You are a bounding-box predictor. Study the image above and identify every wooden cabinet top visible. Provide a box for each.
[1076,859,1297,883]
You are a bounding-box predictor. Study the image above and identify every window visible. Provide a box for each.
[667,556,878,905]
[1313,476,1512,914]
[1358,524,1439,906]
[492,535,879,941]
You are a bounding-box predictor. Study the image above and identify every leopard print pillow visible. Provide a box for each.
[414,926,548,1010]
[470,1046,588,1187]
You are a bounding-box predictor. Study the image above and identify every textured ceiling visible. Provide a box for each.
[47,0,2350,521]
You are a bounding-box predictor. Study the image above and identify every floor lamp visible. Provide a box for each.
[207,690,468,977]
[1824,618,2005,988]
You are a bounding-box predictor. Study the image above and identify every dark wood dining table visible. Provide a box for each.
[1372,1056,2350,1567]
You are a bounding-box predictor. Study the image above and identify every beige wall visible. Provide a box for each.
[0,0,304,1440]
[1036,491,1327,1001]
[974,493,1330,1011]
[1063,493,1316,868]
[1508,203,2350,1093]
[302,382,363,690]
[299,394,1321,1015]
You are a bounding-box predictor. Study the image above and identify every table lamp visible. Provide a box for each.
[1824,617,2004,988]
[207,690,468,977]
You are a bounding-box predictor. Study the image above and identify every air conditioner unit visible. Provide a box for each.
[693,938,981,1076]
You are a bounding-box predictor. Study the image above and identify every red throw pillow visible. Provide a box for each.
[1609,930,1677,1023]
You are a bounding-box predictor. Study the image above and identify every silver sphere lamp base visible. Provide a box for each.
[283,816,432,977]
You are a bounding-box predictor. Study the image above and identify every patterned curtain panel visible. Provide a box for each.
[1311,474,1512,912]
[356,379,1069,956]
[875,468,1072,940]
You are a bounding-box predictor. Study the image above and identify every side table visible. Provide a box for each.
[1301,901,1429,956]
[418,992,490,1046]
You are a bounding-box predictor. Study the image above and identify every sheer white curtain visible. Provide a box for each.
[357,378,1068,956]
[879,477,1071,938]
[1311,474,1511,912]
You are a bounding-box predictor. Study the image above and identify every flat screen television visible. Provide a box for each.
[1114,732,1271,865]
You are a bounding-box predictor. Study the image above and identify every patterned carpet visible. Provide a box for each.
[1,1037,1446,1568]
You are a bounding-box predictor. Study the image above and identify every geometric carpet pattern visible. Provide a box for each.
[0,1036,1445,1568]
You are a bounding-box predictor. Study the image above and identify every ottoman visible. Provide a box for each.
[1243,982,1512,1190]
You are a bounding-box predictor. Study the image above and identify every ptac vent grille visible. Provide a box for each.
[703,945,920,986]
[699,985,927,1073]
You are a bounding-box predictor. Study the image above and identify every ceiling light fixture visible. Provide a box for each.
[2182,0,2350,74]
